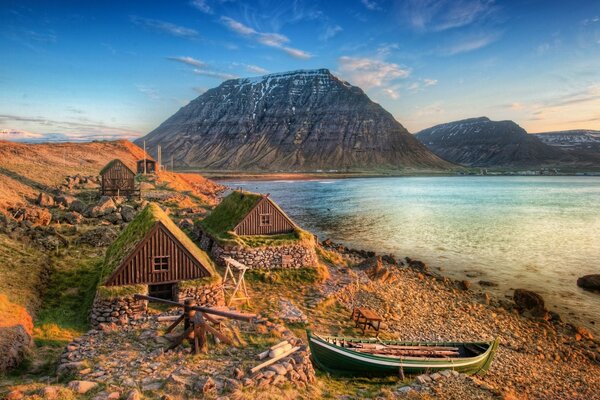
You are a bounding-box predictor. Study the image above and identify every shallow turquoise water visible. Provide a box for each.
[224,176,600,334]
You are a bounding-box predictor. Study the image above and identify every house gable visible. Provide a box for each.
[233,197,296,236]
[105,221,212,286]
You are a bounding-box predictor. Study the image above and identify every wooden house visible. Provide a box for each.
[98,203,220,301]
[137,159,157,174]
[99,159,137,197]
[201,190,297,239]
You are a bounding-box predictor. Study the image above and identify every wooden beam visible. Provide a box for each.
[250,346,301,374]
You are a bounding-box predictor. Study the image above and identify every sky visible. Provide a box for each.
[1,0,599,142]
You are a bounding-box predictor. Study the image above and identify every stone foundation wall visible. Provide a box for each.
[90,295,148,328]
[196,230,317,270]
[175,283,225,306]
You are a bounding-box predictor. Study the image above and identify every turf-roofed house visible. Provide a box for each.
[195,190,317,269]
[91,203,224,327]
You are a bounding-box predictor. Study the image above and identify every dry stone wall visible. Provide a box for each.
[175,283,225,306]
[90,295,148,328]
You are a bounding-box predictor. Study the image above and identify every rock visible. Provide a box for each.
[120,205,136,222]
[55,195,77,207]
[67,380,98,394]
[91,196,117,217]
[513,289,546,316]
[268,363,288,375]
[11,206,52,226]
[178,218,194,231]
[458,280,472,290]
[64,211,83,225]
[69,199,87,214]
[126,389,141,400]
[357,256,398,284]
[37,192,55,207]
[76,226,118,247]
[576,326,594,340]
[415,375,431,385]
[139,182,155,191]
[430,372,442,381]
[479,280,498,287]
[6,390,24,400]
[199,377,216,394]
[41,386,59,400]
[577,275,600,292]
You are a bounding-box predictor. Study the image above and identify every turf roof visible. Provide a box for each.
[99,202,218,285]
[199,190,264,239]
[99,159,134,175]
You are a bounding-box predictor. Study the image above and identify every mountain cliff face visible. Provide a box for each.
[414,117,571,167]
[136,69,452,171]
[534,130,600,154]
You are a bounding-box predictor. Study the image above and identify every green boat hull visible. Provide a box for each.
[307,330,499,377]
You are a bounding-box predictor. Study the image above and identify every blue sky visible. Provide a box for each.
[1,0,599,142]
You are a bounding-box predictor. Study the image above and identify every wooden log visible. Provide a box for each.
[165,315,185,334]
[250,346,301,374]
[205,323,233,345]
[257,349,270,360]
[269,340,290,351]
[269,343,293,358]
[158,315,183,322]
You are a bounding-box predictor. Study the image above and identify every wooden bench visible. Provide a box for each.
[352,307,383,335]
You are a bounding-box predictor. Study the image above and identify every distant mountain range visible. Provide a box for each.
[415,117,599,168]
[136,69,452,172]
[534,130,600,154]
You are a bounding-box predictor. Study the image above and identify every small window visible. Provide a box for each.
[153,256,169,271]
[260,213,271,226]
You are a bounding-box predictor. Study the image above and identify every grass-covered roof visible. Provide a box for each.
[99,159,134,175]
[199,190,263,239]
[99,202,218,285]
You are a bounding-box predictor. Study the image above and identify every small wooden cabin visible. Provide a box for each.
[100,159,137,197]
[201,190,297,238]
[137,159,157,174]
[99,203,219,300]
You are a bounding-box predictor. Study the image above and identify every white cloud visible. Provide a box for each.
[361,0,381,11]
[383,88,400,99]
[166,56,206,67]
[136,85,160,100]
[193,68,238,80]
[220,16,312,59]
[404,0,496,32]
[0,129,45,142]
[338,56,411,89]
[190,0,212,14]
[423,78,438,86]
[131,16,199,39]
[245,64,269,74]
[443,32,501,55]
[320,25,343,41]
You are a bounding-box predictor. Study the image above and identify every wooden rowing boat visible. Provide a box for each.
[307,330,499,377]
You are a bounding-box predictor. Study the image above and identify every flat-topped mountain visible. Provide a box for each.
[414,117,571,167]
[136,69,452,171]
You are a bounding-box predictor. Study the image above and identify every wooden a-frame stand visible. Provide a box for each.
[222,257,250,307]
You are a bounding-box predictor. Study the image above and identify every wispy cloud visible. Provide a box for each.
[403,0,497,32]
[338,56,411,89]
[136,85,160,100]
[0,114,141,141]
[442,31,501,55]
[166,56,206,67]
[320,24,343,41]
[130,16,199,39]
[193,69,238,80]
[193,87,207,94]
[245,64,269,74]
[190,0,212,14]
[220,16,312,59]
[361,0,381,11]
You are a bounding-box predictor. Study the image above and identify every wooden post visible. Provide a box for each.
[143,140,147,175]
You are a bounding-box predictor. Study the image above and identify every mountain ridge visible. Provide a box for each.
[136,68,453,172]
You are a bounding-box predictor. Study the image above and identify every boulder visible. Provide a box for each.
[12,207,52,226]
[91,197,117,217]
[55,195,77,207]
[37,192,55,207]
[513,289,546,316]
[63,211,83,225]
[76,226,118,247]
[67,380,98,394]
[577,275,600,292]
[139,182,155,191]
[69,199,87,214]
[357,256,398,284]
[120,205,136,222]
[41,386,60,399]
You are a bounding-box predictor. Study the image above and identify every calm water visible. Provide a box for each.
[224,176,600,334]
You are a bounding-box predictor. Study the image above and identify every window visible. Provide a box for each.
[153,256,169,271]
[260,213,271,226]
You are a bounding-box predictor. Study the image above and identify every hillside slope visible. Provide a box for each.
[415,117,575,167]
[136,69,453,172]
[534,130,600,154]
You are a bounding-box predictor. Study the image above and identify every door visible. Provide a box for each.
[148,283,174,300]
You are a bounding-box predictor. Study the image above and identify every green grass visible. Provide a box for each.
[247,268,324,285]
[199,190,262,240]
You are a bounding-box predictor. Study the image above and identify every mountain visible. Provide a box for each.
[414,117,575,167]
[534,130,600,154]
[136,69,452,172]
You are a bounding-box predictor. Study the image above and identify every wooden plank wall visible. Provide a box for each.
[106,223,210,286]
[234,198,295,236]
[101,160,135,194]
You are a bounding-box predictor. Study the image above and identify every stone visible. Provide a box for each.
[479,280,499,287]
[6,390,24,400]
[76,226,118,247]
[67,380,98,394]
[127,389,141,400]
[69,199,87,214]
[120,205,136,222]
[459,280,472,290]
[91,196,117,217]
[37,192,55,207]
[415,375,431,385]
[577,275,600,292]
[430,372,442,381]
[513,289,546,316]
[41,386,59,400]
[576,326,594,340]
[64,211,83,225]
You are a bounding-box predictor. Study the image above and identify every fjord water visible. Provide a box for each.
[227,176,600,335]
